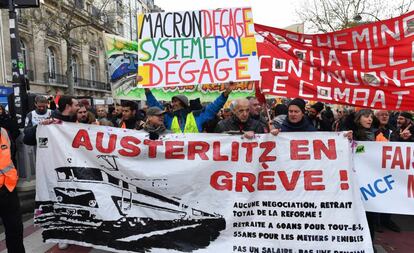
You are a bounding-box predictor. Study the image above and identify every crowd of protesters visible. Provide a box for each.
[1,87,414,253]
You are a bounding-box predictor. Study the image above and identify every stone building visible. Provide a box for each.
[0,0,156,100]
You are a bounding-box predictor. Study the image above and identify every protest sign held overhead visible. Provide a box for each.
[103,33,139,97]
[35,123,373,252]
[103,33,255,101]
[137,8,261,87]
[255,11,414,110]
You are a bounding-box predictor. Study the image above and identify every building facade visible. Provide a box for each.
[0,0,156,100]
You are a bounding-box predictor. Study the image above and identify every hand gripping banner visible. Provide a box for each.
[35,123,373,252]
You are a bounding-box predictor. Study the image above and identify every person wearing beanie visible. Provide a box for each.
[390,111,414,142]
[144,82,237,133]
[277,98,316,132]
[307,101,332,131]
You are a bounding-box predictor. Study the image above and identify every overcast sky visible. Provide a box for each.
[155,0,303,28]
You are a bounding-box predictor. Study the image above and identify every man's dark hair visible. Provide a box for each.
[121,100,138,111]
[58,95,74,113]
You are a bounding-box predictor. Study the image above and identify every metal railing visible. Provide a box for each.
[43,72,110,91]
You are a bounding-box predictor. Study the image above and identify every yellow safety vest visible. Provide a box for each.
[170,113,199,133]
[0,128,18,192]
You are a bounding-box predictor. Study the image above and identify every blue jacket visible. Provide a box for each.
[146,91,228,132]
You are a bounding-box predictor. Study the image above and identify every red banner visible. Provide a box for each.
[255,11,414,110]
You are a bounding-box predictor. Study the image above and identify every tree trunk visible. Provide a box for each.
[66,40,74,95]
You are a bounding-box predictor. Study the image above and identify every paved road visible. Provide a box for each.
[0,214,412,253]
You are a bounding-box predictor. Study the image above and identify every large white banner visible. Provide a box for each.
[35,123,372,253]
[354,141,414,215]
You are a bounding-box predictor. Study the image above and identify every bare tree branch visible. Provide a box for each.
[297,0,414,32]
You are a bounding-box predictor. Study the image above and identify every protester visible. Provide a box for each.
[96,105,108,120]
[248,97,268,132]
[272,104,288,129]
[350,109,386,252]
[145,82,236,133]
[371,110,400,233]
[322,105,335,126]
[0,105,20,160]
[0,127,25,253]
[119,100,144,130]
[278,98,316,132]
[141,107,170,140]
[24,96,79,146]
[111,103,123,127]
[25,95,52,127]
[215,98,265,136]
[307,101,331,131]
[24,95,79,250]
[332,107,348,132]
[374,110,394,140]
[221,108,233,120]
[390,111,414,142]
[76,104,98,124]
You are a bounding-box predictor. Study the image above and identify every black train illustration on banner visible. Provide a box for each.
[35,162,226,252]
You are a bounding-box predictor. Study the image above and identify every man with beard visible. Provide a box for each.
[76,104,97,124]
[119,100,144,130]
[25,95,52,127]
[111,104,123,127]
[307,102,331,131]
[390,111,414,142]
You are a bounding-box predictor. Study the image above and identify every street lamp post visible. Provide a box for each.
[8,0,29,127]
[2,0,40,127]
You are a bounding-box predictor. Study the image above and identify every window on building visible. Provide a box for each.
[71,55,79,83]
[20,40,28,72]
[86,2,91,13]
[46,47,56,79]
[117,22,124,35]
[89,60,96,83]
[116,0,123,15]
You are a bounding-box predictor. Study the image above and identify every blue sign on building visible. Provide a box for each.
[0,86,13,106]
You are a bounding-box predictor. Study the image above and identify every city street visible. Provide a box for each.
[0,213,412,253]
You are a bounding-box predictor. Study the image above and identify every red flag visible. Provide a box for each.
[255,11,414,110]
[254,80,266,105]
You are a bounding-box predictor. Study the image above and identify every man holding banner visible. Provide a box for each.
[145,82,237,133]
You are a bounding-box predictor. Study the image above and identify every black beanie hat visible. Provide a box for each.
[288,98,306,113]
[400,111,413,120]
[274,104,288,116]
[311,102,324,113]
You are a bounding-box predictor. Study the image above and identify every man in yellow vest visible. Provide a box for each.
[0,127,25,253]
[145,82,237,133]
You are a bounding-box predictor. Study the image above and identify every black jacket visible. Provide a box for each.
[0,113,20,141]
[280,117,316,132]
[215,116,265,134]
